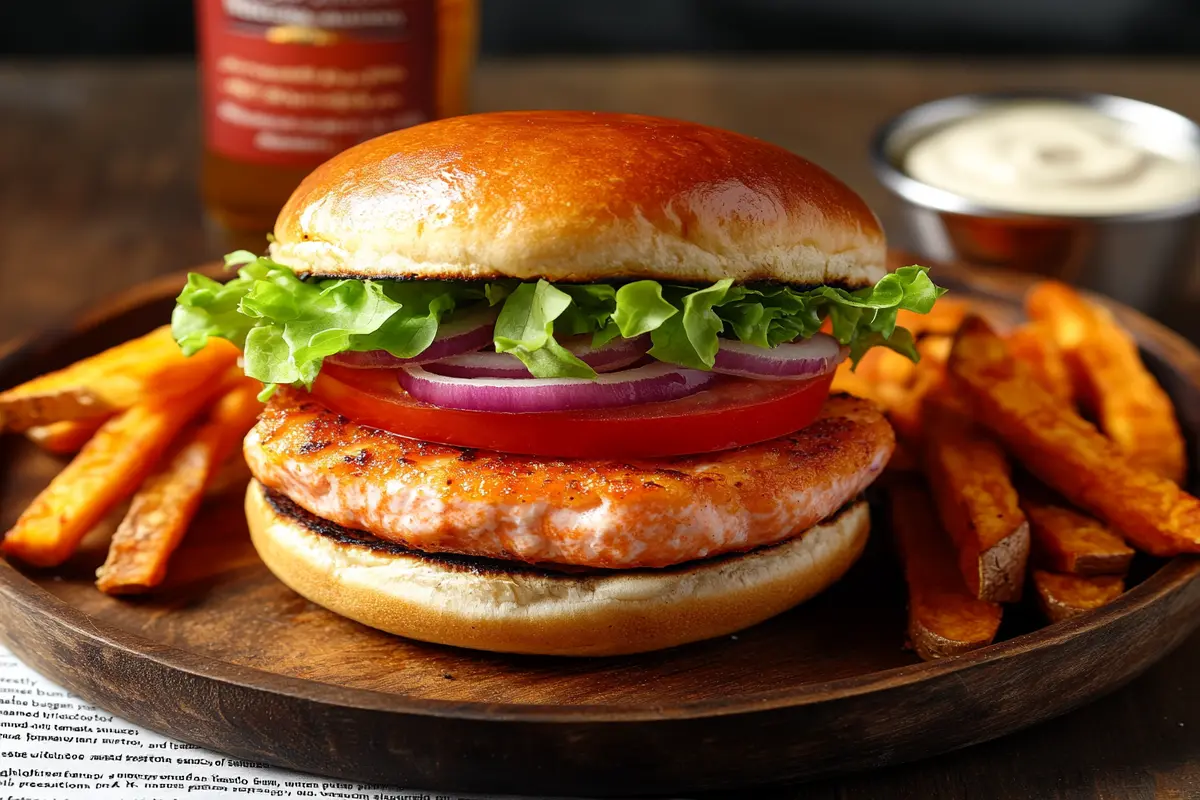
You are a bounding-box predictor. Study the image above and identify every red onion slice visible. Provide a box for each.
[327,306,498,369]
[426,335,650,379]
[397,362,716,413]
[712,333,847,380]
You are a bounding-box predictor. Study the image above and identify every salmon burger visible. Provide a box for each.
[172,111,944,656]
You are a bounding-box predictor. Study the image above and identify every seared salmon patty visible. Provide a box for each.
[244,390,894,569]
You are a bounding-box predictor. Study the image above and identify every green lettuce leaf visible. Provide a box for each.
[648,280,734,370]
[612,280,679,338]
[493,280,595,378]
[172,254,947,390]
[173,255,488,393]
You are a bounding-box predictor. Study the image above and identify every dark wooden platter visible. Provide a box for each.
[0,262,1198,797]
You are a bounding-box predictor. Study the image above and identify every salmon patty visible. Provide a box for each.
[244,389,894,569]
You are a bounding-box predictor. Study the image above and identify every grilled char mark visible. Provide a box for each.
[263,485,861,579]
[243,390,894,569]
[296,273,870,294]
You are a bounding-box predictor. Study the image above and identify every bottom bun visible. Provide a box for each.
[246,479,870,656]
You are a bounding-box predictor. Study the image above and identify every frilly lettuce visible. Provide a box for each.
[173,252,946,395]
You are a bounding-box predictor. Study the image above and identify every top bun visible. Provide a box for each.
[270,111,885,288]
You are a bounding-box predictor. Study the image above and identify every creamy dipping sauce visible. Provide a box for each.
[904,102,1200,215]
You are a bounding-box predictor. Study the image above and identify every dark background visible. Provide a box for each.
[3,0,1200,57]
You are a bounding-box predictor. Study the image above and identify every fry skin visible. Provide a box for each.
[833,335,955,447]
[851,347,918,393]
[1027,281,1185,484]
[0,329,238,431]
[948,315,1200,557]
[896,297,969,339]
[1,370,234,568]
[1032,570,1125,624]
[96,378,263,594]
[921,395,1029,602]
[888,335,957,444]
[889,481,1003,660]
[25,418,108,455]
[0,327,175,430]
[1019,492,1134,576]
[1006,322,1073,404]
[830,364,912,419]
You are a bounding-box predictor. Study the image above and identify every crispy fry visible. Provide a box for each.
[1027,281,1185,484]
[1006,322,1073,404]
[889,481,1003,660]
[96,379,263,594]
[897,297,969,338]
[886,391,923,444]
[830,362,910,409]
[1032,570,1125,623]
[0,328,238,431]
[916,333,953,366]
[1019,492,1134,576]
[25,418,108,454]
[830,362,879,401]
[1,379,233,568]
[948,315,1200,556]
[852,347,918,391]
[0,327,175,429]
[920,395,1029,602]
[888,335,957,444]
[833,335,955,447]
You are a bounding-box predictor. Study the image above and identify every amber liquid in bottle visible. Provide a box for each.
[197,0,477,253]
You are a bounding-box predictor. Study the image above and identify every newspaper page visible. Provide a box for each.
[0,642,503,800]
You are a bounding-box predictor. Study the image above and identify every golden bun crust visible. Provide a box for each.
[246,479,870,656]
[270,111,885,288]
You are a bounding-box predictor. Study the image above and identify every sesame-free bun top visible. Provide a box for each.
[270,111,886,288]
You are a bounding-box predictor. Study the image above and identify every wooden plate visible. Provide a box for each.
[1,262,1199,797]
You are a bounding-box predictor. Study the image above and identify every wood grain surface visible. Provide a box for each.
[0,266,1197,796]
[2,58,1199,799]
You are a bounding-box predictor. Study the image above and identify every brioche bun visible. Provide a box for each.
[246,479,870,657]
[269,111,885,289]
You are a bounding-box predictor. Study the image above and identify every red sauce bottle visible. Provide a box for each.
[196,0,477,251]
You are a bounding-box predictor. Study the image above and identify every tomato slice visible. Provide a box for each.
[310,364,833,459]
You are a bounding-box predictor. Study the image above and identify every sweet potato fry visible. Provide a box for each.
[1006,322,1073,404]
[831,363,879,401]
[1032,570,1125,623]
[834,335,956,447]
[1027,281,1185,484]
[25,418,108,454]
[830,362,910,410]
[920,396,1029,602]
[896,297,969,339]
[948,315,1200,556]
[1,378,233,568]
[853,347,918,391]
[0,328,238,431]
[889,481,1003,660]
[1019,492,1134,576]
[888,335,957,443]
[96,378,263,594]
[832,369,916,479]
[0,327,175,429]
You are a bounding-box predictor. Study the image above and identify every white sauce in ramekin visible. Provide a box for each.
[904,102,1200,215]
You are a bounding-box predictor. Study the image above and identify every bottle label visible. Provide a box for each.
[197,0,436,167]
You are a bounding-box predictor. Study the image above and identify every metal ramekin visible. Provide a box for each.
[871,91,1200,316]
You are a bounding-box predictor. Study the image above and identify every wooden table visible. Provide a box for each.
[2,58,1198,799]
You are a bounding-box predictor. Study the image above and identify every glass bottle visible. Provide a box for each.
[196,0,478,252]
